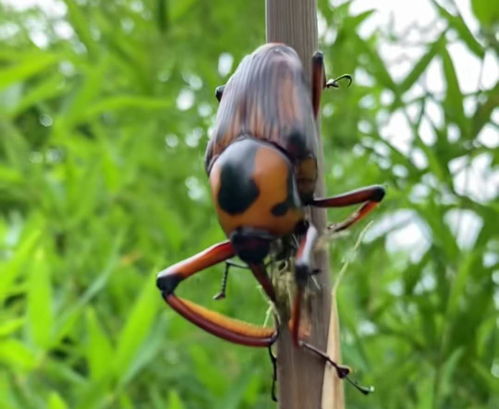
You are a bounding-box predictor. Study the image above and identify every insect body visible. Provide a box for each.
[157,43,384,365]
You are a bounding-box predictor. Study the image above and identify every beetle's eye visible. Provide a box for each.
[215,85,225,102]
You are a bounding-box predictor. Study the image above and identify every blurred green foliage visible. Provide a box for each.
[0,0,497,408]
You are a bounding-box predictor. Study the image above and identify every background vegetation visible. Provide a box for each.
[0,0,497,408]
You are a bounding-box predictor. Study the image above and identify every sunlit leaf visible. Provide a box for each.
[85,308,113,381]
[433,0,485,58]
[26,248,54,349]
[48,392,69,409]
[113,278,159,383]
[0,53,59,90]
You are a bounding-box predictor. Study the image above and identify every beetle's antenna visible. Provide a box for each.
[326,74,353,88]
[213,262,230,300]
[214,260,258,300]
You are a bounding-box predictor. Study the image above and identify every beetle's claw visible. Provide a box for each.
[294,261,310,287]
[326,74,353,89]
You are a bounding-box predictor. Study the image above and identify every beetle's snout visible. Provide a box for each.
[230,228,272,264]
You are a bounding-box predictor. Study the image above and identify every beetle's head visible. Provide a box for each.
[208,138,304,263]
[229,227,272,264]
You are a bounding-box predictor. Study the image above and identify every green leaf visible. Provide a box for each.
[435,348,465,405]
[0,227,41,304]
[440,46,467,136]
[53,58,109,135]
[219,369,258,409]
[85,308,113,381]
[63,0,97,57]
[81,95,172,121]
[344,9,375,31]
[169,0,197,22]
[0,373,21,409]
[445,252,475,320]
[48,392,69,409]
[0,53,59,90]
[7,74,66,117]
[0,318,24,337]
[352,33,397,92]
[113,277,159,383]
[166,390,185,409]
[472,0,499,27]
[26,247,54,349]
[0,339,36,371]
[472,360,499,393]
[156,0,169,32]
[54,232,124,343]
[400,36,442,92]
[472,82,499,136]
[415,374,435,409]
[433,0,485,58]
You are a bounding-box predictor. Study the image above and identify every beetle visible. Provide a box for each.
[157,43,384,385]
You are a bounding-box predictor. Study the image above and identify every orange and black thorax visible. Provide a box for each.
[209,138,304,236]
[205,43,319,204]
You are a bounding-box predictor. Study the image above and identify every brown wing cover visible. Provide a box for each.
[205,44,318,181]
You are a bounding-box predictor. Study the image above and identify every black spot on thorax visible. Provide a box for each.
[217,139,260,214]
[270,168,302,217]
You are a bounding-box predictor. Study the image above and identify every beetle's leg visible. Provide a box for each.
[157,241,277,347]
[290,226,375,395]
[249,262,276,301]
[311,52,353,117]
[311,185,385,232]
[300,341,374,395]
[292,223,319,346]
[215,85,225,102]
[311,51,326,118]
[268,345,278,402]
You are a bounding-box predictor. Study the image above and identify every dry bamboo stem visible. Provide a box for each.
[265,1,345,408]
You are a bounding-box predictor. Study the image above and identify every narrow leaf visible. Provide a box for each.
[0,339,37,371]
[26,248,54,349]
[113,278,159,382]
[433,0,485,58]
[48,392,69,409]
[0,54,58,90]
[85,308,113,381]
[400,36,442,92]
[440,46,467,136]
[0,228,40,304]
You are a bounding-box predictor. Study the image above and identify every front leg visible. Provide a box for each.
[311,51,353,119]
[157,241,277,347]
[290,225,375,394]
[291,223,319,346]
[311,51,326,119]
[215,85,225,102]
[311,185,385,232]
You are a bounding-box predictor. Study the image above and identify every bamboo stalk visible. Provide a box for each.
[265,1,345,408]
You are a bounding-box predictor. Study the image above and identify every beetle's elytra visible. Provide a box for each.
[157,43,385,381]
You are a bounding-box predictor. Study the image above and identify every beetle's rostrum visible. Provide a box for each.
[156,43,385,393]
